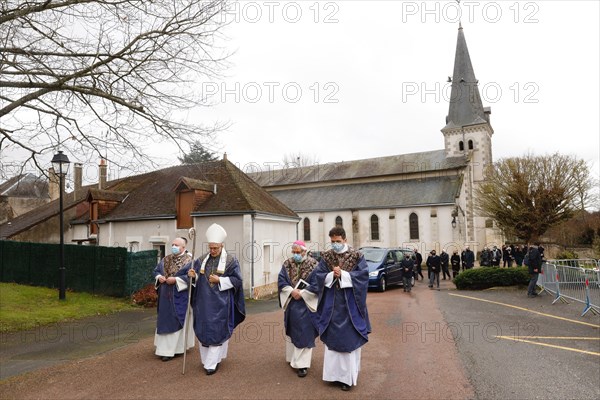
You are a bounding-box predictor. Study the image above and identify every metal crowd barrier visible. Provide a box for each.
[537,260,600,317]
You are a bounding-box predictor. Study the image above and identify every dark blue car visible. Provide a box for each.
[360,247,414,292]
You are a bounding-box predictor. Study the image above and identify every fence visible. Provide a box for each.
[0,240,157,297]
[537,259,600,317]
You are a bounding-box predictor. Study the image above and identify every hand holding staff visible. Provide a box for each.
[182,227,197,375]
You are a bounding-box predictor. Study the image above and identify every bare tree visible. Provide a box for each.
[572,159,599,214]
[281,152,320,169]
[0,0,229,179]
[475,153,588,243]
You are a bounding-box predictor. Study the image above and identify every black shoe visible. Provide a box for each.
[528,293,538,298]
[297,368,307,378]
[205,368,216,375]
[161,356,173,362]
[341,383,351,391]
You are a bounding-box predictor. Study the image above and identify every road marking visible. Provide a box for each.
[517,336,600,340]
[495,336,600,356]
[448,293,599,328]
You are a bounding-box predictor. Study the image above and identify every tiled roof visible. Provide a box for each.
[0,159,297,239]
[249,150,467,187]
[0,173,48,198]
[269,176,462,212]
[0,189,86,239]
[86,189,129,202]
[102,160,297,220]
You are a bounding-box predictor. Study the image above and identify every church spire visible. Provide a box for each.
[443,24,488,130]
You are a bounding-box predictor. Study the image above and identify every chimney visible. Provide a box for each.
[99,159,107,189]
[48,167,59,201]
[74,163,83,192]
[223,152,227,161]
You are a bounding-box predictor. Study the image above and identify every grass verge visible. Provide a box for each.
[0,282,136,333]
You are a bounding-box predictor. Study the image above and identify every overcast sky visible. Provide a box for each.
[166,0,599,180]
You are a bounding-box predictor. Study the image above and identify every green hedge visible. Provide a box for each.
[453,267,530,290]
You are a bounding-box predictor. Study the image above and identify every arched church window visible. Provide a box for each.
[459,141,464,151]
[335,216,343,228]
[409,213,419,240]
[370,215,380,241]
[468,140,474,150]
[303,218,311,241]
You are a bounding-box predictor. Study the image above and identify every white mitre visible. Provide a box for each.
[206,223,227,243]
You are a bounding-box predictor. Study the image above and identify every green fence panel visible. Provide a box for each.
[66,244,97,293]
[0,241,164,297]
[1,241,32,283]
[125,250,158,296]
[93,246,128,297]
[28,242,59,288]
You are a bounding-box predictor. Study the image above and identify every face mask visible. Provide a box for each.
[292,254,303,263]
[171,246,180,255]
[331,242,345,253]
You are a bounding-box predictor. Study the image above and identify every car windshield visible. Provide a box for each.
[361,248,387,263]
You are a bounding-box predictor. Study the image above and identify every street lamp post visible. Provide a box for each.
[52,150,70,300]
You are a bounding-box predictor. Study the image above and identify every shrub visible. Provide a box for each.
[131,283,158,308]
[555,250,579,260]
[453,267,530,290]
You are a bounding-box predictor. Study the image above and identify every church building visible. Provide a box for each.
[250,25,503,255]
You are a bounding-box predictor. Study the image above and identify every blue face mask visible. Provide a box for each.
[331,242,345,253]
[292,254,303,263]
[171,246,180,255]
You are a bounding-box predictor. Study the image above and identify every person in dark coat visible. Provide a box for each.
[400,252,414,292]
[514,245,525,267]
[490,246,502,267]
[461,246,475,270]
[440,249,451,280]
[413,249,424,281]
[480,247,491,267]
[450,250,461,278]
[426,250,441,289]
[505,246,515,267]
[526,243,543,297]
[278,240,319,378]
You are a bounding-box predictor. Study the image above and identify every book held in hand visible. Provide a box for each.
[295,279,309,290]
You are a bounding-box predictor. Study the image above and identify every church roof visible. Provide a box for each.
[443,24,489,130]
[269,176,462,212]
[250,150,467,187]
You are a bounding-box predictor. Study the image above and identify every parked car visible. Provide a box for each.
[360,247,414,292]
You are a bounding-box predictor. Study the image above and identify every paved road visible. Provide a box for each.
[437,287,600,400]
[1,280,598,399]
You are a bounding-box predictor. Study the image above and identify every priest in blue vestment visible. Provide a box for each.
[308,226,371,391]
[153,237,195,361]
[278,240,319,378]
[181,223,245,375]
